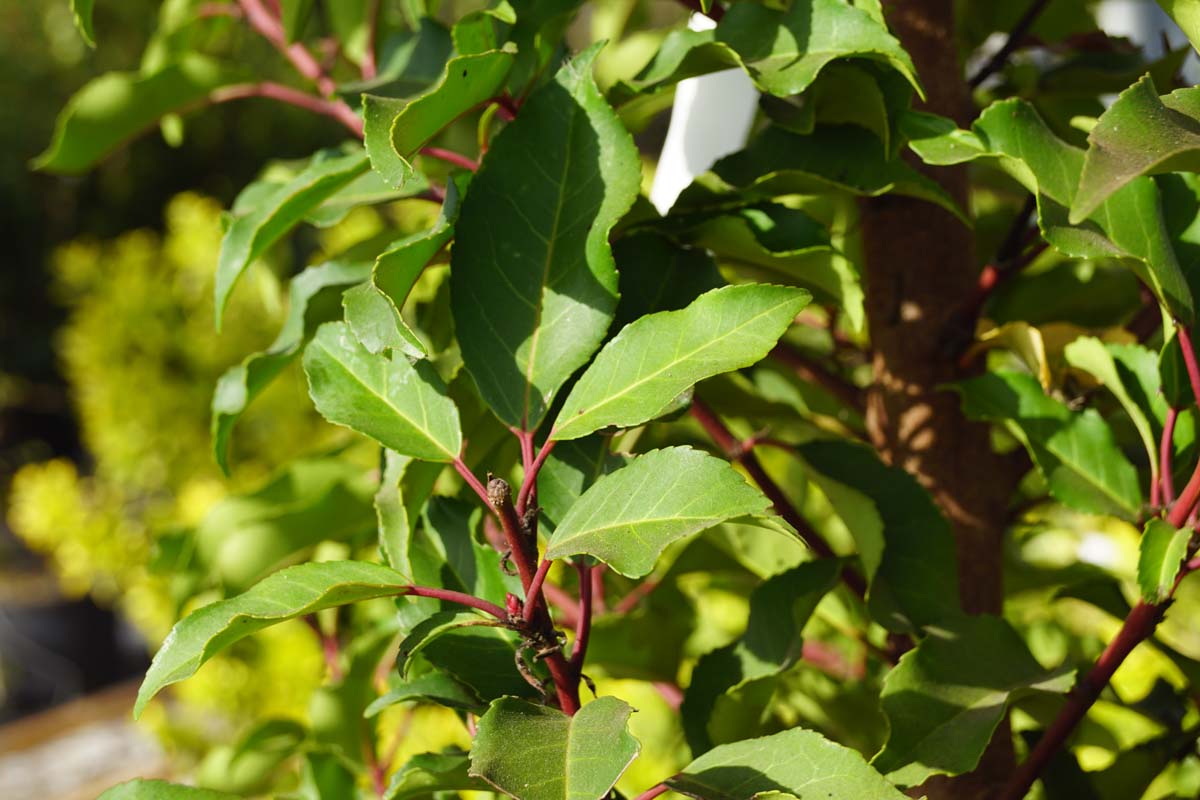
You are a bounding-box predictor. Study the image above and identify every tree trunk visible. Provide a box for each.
[862,1,1025,796]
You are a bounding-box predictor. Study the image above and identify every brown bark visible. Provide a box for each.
[861,1,1027,796]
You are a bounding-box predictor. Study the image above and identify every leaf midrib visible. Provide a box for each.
[311,337,454,460]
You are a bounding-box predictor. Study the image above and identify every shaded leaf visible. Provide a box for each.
[545,447,778,578]
[954,370,1143,518]
[667,728,908,800]
[1137,518,1190,603]
[70,0,96,46]
[793,440,959,632]
[551,284,809,441]
[135,560,411,717]
[469,696,639,800]
[35,55,245,174]
[385,752,490,800]
[340,19,453,99]
[213,256,371,473]
[364,673,483,717]
[538,435,625,533]
[343,282,426,358]
[451,45,640,429]
[400,611,537,701]
[194,458,376,592]
[872,615,1075,785]
[683,560,841,754]
[280,0,316,42]
[303,321,462,461]
[215,148,369,327]
[611,231,725,331]
[362,48,514,188]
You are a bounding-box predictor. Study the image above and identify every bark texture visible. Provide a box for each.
[862,1,1025,796]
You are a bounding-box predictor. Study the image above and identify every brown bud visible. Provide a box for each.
[487,477,512,509]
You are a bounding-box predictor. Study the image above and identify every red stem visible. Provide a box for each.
[400,585,508,620]
[524,559,553,622]
[633,783,671,800]
[769,343,864,411]
[211,82,363,136]
[420,146,479,172]
[591,565,608,615]
[454,457,492,508]
[517,439,557,514]
[613,578,659,615]
[362,0,380,80]
[571,562,593,669]
[237,0,337,97]
[1178,326,1200,410]
[1160,407,1179,506]
[689,398,867,598]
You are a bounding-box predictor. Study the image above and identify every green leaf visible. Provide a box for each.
[545,447,778,578]
[551,284,809,441]
[303,167,431,228]
[872,615,1075,785]
[303,321,462,461]
[194,458,376,592]
[213,256,371,473]
[215,148,369,328]
[34,55,245,174]
[340,19,453,99]
[698,125,965,222]
[70,0,96,46]
[667,728,909,800]
[362,47,515,188]
[469,696,640,800]
[1137,518,1191,603]
[280,0,316,42]
[1072,77,1200,222]
[954,371,1143,518]
[1156,1,1200,55]
[365,673,483,717]
[98,781,240,800]
[345,173,467,358]
[135,560,411,718]
[682,559,841,754]
[612,0,920,103]
[1065,336,1161,489]
[376,450,435,576]
[399,611,536,700]
[451,44,641,429]
[793,440,959,632]
[343,282,426,358]
[611,231,725,331]
[385,752,491,800]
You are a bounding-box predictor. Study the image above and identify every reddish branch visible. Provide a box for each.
[770,343,864,411]
[1160,407,1179,505]
[967,0,1051,88]
[1005,324,1200,798]
[211,82,363,136]
[689,398,867,598]
[399,585,508,620]
[237,0,337,96]
[362,0,380,80]
[571,562,593,670]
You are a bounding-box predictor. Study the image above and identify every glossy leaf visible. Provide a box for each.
[1137,519,1190,603]
[135,560,411,717]
[872,615,1075,785]
[303,321,462,461]
[682,559,840,753]
[1156,1,1200,55]
[551,284,809,441]
[212,257,371,473]
[451,44,641,429]
[537,435,624,533]
[544,447,778,578]
[342,282,425,358]
[35,55,245,174]
[1072,77,1200,222]
[667,728,909,800]
[612,0,919,102]
[954,370,1143,518]
[793,440,959,631]
[362,48,514,188]
[215,149,370,328]
[469,696,639,800]
[98,781,239,800]
[385,752,490,800]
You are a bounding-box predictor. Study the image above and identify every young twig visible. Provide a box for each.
[1160,407,1179,506]
[211,82,363,136]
